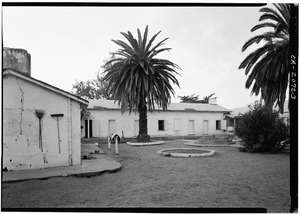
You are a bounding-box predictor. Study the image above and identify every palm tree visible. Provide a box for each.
[239,4,290,113]
[103,26,180,142]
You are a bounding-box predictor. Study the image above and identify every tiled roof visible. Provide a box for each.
[87,99,231,113]
[229,106,250,117]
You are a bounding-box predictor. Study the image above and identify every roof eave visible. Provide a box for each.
[87,108,230,113]
[3,68,89,106]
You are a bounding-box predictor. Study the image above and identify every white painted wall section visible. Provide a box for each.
[3,74,84,171]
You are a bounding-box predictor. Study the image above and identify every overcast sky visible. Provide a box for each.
[3,3,274,109]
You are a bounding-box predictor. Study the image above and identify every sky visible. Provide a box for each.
[2,3,274,109]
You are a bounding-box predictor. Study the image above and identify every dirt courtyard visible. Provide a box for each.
[2,140,290,212]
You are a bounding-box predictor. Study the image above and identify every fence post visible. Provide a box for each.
[115,136,119,155]
[108,135,111,149]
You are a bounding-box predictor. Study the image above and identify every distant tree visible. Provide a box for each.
[103,25,180,142]
[201,93,216,103]
[178,94,201,103]
[72,55,115,100]
[72,74,112,100]
[239,4,290,113]
[178,93,215,103]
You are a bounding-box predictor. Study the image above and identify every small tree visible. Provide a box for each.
[72,74,112,100]
[235,102,288,153]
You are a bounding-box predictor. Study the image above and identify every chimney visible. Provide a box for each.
[3,47,31,76]
[208,97,217,105]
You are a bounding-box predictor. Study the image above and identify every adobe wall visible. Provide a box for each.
[3,47,31,76]
[3,75,82,171]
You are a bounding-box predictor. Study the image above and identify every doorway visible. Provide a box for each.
[84,119,93,138]
[203,120,209,135]
[188,120,195,135]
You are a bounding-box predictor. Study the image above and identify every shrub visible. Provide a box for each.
[235,103,288,153]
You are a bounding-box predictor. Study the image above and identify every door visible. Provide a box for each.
[203,120,209,135]
[134,120,139,136]
[188,120,195,135]
[92,120,100,137]
[221,120,227,130]
[108,120,116,134]
[89,120,93,138]
[85,120,88,138]
[84,119,93,138]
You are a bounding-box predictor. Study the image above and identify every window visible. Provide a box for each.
[216,120,221,130]
[158,120,165,131]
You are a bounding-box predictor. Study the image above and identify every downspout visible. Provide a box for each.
[67,98,73,166]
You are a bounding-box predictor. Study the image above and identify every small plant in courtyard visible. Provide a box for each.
[235,102,288,153]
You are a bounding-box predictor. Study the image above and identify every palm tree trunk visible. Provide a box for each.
[137,103,150,142]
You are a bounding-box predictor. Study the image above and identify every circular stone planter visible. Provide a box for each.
[127,141,165,146]
[157,148,215,157]
[183,140,234,147]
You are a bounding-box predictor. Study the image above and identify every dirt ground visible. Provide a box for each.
[2,140,290,212]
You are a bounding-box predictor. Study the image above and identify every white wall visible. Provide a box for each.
[83,109,227,138]
[3,75,82,171]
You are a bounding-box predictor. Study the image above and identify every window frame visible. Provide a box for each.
[158,120,165,131]
[216,120,221,130]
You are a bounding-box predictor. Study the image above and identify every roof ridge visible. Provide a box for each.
[87,99,230,112]
[4,69,89,105]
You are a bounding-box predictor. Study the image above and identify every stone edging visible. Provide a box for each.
[184,142,232,147]
[183,140,239,148]
[126,141,165,146]
[157,148,215,157]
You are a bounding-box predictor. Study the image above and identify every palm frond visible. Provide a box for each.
[273,4,290,25]
[141,25,148,53]
[145,31,162,54]
[103,26,180,113]
[260,7,286,23]
[241,32,275,52]
[251,22,277,32]
[239,3,290,113]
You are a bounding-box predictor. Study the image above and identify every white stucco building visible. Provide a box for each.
[82,99,231,139]
[3,68,88,171]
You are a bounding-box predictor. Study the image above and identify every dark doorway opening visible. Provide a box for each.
[85,120,88,138]
[89,120,93,138]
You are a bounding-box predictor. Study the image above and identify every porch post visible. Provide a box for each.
[233,118,236,130]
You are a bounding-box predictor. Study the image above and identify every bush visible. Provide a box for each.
[235,103,288,153]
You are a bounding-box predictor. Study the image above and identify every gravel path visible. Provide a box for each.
[2,140,290,212]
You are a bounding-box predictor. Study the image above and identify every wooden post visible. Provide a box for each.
[108,136,111,149]
[115,136,119,155]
